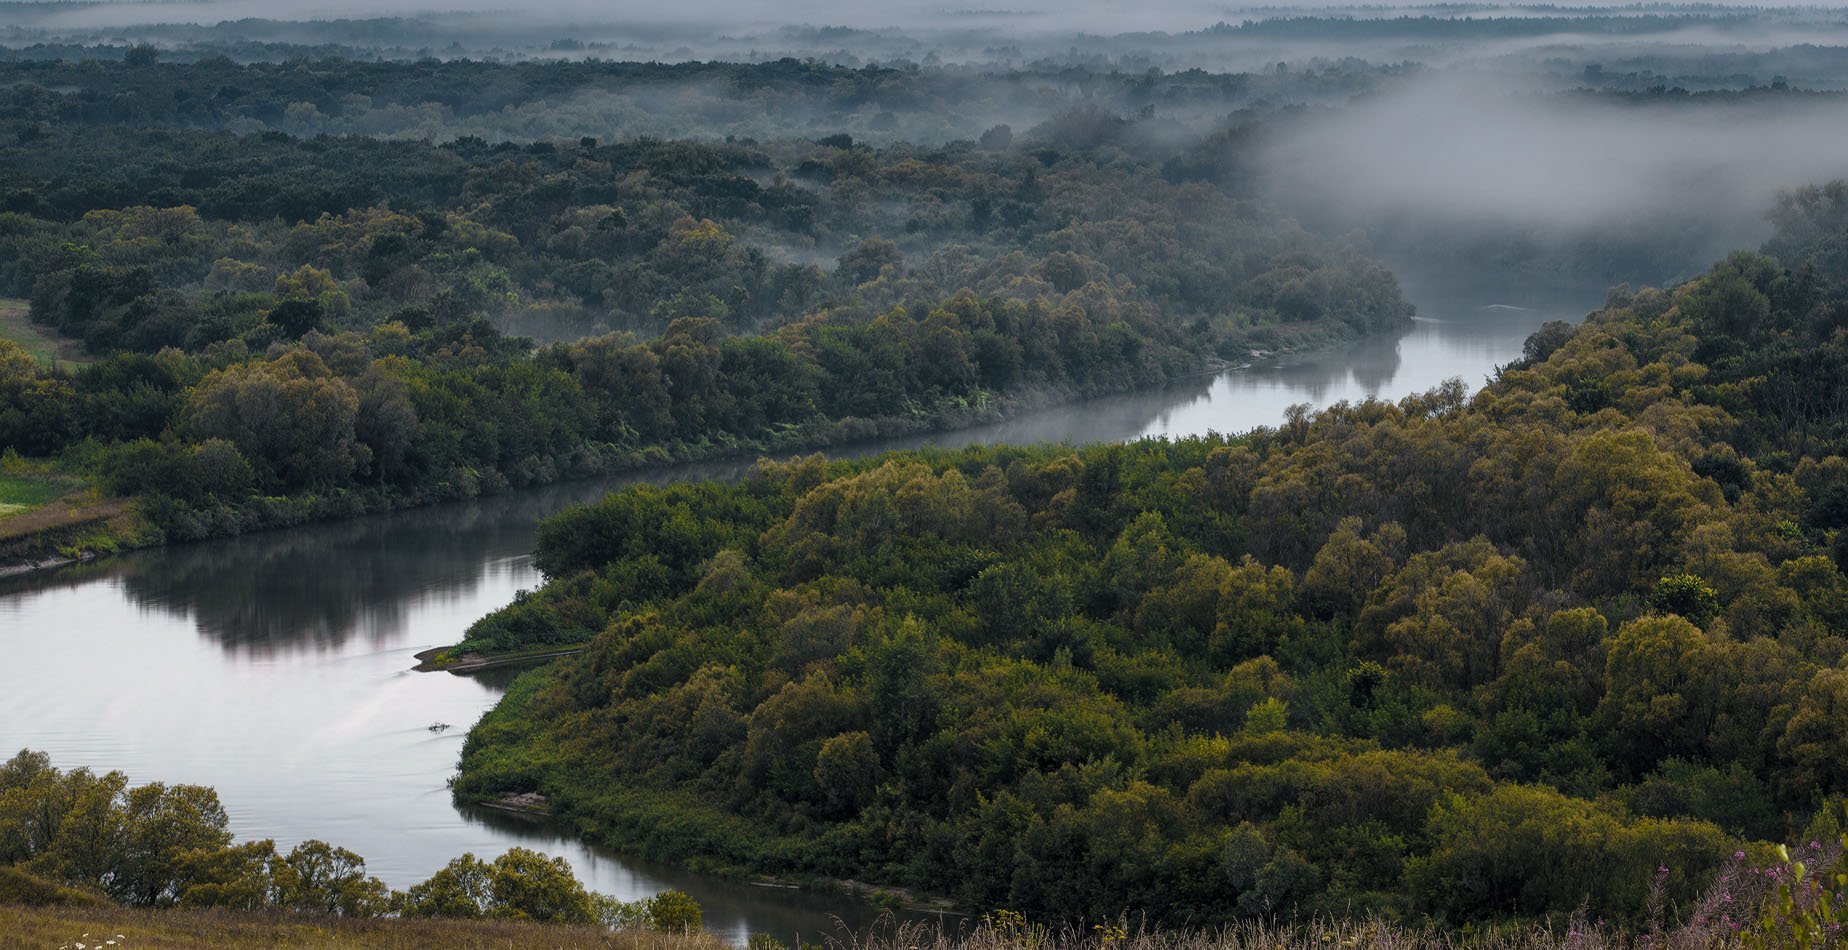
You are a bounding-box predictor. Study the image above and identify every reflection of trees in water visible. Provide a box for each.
[0,557,126,600]
[1258,330,1409,403]
[110,456,766,655]
[1256,288,1605,405]
[886,374,1220,451]
[1345,332,1408,394]
[2,452,807,658]
[117,501,535,652]
[466,665,531,692]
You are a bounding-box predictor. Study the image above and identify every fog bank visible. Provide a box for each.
[1260,74,1848,280]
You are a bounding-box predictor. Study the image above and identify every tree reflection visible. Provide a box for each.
[898,373,1219,450]
[1261,329,1409,402]
[116,500,536,652]
[103,457,763,655]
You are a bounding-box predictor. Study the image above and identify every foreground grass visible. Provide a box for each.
[0,906,1730,950]
[830,915,1729,950]
[0,903,735,950]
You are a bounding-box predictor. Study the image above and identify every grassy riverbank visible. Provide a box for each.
[0,457,150,571]
[0,471,67,518]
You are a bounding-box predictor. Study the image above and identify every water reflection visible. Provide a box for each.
[118,528,518,653]
[0,457,760,656]
[907,287,1597,452]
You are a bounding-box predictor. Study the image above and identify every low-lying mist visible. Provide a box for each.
[1259,73,1848,283]
[11,1,1848,289]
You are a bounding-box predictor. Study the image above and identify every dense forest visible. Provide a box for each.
[446,184,1848,929]
[0,61,1409,550]
[8,9,1848,945]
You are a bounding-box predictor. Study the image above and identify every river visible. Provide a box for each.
[0,283,1600,944]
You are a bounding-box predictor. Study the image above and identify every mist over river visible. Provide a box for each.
[0,282,1598,944]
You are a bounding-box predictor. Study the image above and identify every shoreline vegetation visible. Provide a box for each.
[0,341,1300,580]
[416,645,587,673]
[0,454,151,574]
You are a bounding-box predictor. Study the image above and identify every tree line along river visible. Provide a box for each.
[0,283,1592,945]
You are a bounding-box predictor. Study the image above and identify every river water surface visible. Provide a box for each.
[0,284,1599,944]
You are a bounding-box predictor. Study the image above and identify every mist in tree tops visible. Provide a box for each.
[10,1,1848,287]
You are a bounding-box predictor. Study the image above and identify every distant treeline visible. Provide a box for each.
[0,55,1369,146]
[0,52,1832,293]
[1209,12,1792,39]
[0,68,1408,545]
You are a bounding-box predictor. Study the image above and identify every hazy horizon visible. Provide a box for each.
[12,0,1848,34]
